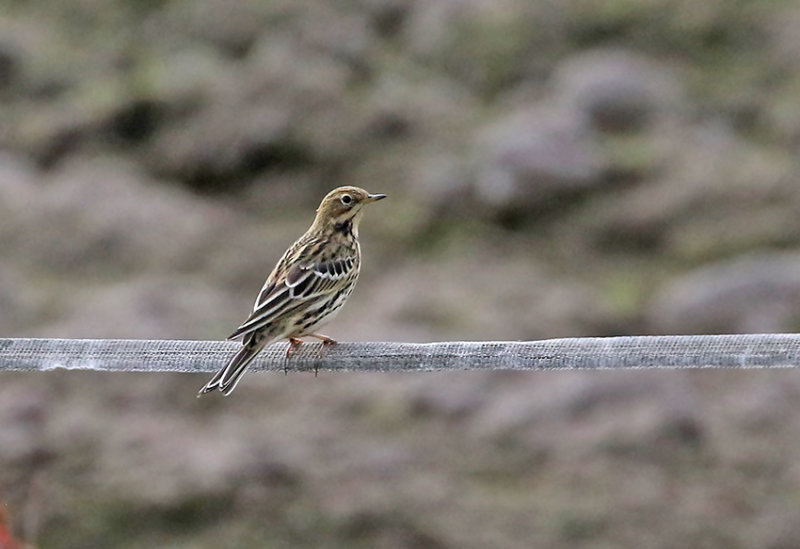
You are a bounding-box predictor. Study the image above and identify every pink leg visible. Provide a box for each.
[286,337,304,358]
[310,333,337,345]
[283,337,304,375]
[309,334,336,376]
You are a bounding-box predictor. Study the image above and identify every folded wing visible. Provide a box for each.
[228,256,357,340]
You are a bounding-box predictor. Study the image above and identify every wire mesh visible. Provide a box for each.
[1,334,799,373]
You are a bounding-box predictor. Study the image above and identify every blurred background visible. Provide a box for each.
[2,0,800,547]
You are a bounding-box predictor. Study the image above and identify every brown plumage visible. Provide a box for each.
[199,186,386,396]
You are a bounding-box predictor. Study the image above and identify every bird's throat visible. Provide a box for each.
[334,218,353,237]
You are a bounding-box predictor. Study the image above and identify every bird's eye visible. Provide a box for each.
[340,194,352,205]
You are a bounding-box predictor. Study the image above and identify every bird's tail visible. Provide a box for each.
[198,337,268,397]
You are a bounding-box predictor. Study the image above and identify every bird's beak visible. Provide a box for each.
[366,193,387,202]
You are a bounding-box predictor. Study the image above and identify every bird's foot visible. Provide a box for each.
[284,337,304,374]
[309,333,337,376]
[286,337,304,358]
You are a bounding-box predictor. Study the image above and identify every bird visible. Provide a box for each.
[198,186,386,396]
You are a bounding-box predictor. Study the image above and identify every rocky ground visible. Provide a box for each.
[1,1,800,547]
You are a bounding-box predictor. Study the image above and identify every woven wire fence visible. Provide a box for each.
[2,334,799,373]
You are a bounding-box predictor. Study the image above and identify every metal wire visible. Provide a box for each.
[1,334,799,373]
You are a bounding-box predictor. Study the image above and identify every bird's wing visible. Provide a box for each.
[227,255,357,340]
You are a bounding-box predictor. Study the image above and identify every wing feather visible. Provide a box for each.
[228,255,358,340]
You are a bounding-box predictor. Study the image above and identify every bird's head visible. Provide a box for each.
[313,186,386,234]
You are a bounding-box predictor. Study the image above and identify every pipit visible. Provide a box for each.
[199,186,386,396]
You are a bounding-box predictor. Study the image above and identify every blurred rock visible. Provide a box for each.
[0,37,20,91]
[400,149,474,233]
[647,253,800,334]
[358,72,477,143]
[0,386,50,466]
[403,0,545,94]
[722,373,800,432]
[339,511,449,549]
[365,0,413,38]
[473,105,607,214]
[349,254,612,342]
[0,383,53,524]
[583,123,798,256]
[15,103,91,167]
[295,8,372,70]
[0,154,41,333]
[0,151,38,208]
[103,98,166,144]
[12,156,232,275]
[554,48,683,133]
[146,99,305,191]
[144,33,363,190]
[558,373,704,459]
[408,372,493,419]
[764,7,800,70]
[94,416,291,506]
[39,276,237,339]
[143,47,232,109]
[157,0,265,58]
[471,371,702,459]
[0,264,34,335]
